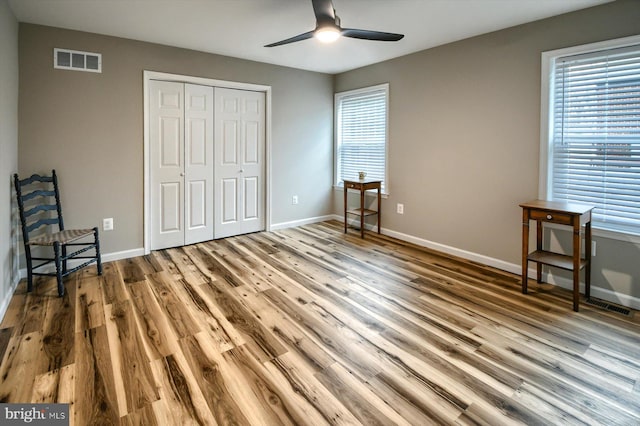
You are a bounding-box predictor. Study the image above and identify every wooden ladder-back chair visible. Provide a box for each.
[14,170,102,296]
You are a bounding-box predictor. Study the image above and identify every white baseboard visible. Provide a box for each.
[335,213,524,272]
[0,274,21,325]
[385,227,523,275]
[542,272,640,311]
[270,215,336,231]
[102,248,145,263]
[332,214,640,310]
[17,247,145,280]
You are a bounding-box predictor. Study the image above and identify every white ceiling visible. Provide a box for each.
[8,0,611,74]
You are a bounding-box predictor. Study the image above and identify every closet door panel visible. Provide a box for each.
[214,88,265,239]
[184,84,214,245]
[150,80,185,250]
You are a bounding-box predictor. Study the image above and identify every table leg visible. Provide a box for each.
[585,221,592,300]
[344,185,348,234]
[377,187,381,234]
[536,220,544,283]
[360,188,365,238]
[572,222,581,312]
[522,210,529,294]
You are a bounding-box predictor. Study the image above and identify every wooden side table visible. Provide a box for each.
[343,179,381,238]
[520,199,594,312]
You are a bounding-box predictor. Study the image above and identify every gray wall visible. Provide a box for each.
[334,1,640,304]
[18,24,334,257]
[0,0,19,315]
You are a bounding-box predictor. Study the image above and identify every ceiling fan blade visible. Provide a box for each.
[312,0,336,24]
[264,31,315,47]
[341,28,404,42]
[264,0,404,48]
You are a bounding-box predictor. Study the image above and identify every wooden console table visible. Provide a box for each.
[520,199,594,312]
[344,179,381,238]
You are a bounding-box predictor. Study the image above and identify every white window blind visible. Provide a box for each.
[336,84,388,192]
[550,44,640,234]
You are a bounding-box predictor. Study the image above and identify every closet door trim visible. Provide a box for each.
[143,71,272,254]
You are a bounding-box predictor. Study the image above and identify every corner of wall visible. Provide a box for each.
[0,0,20,324]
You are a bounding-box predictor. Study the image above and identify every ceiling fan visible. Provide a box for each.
[265,0,404,47]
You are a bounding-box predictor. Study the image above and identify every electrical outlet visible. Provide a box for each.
[292,195,298,205]
[103,218,113,231]
[397,203,404,214]
[592,241,596,257]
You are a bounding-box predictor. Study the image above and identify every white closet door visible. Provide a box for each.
[184,84,214,245]
[214,88,265,239]
[150,80,184,250]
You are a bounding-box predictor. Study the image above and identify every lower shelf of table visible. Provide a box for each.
[346,208,378,217]
[527,250,588,271]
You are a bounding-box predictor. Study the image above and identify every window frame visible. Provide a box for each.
[334,83,390,195]
[539,34,640,239]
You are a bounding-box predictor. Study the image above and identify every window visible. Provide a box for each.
[541,36,640,235]
[335,84,389,193]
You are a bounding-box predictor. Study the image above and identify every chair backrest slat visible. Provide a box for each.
[24,204,58,218]
[26,218,60,234]
[21,189,56,202]
[18,174,54,185]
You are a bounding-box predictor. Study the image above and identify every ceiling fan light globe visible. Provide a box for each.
[315,27,340,43]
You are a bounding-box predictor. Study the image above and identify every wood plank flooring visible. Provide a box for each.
[1,220,639,425]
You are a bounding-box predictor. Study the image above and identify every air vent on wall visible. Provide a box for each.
[54,48,102,73]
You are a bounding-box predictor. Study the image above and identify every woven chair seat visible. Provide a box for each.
[27,228,95,246]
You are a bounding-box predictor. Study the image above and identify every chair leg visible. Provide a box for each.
[53,242,64,297]
[62,244,68,275]
[25,245,33,292]
[94,227,103,276]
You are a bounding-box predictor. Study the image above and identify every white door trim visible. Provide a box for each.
[143,70,272,254]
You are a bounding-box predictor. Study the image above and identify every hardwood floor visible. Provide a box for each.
[1,220,639,425]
